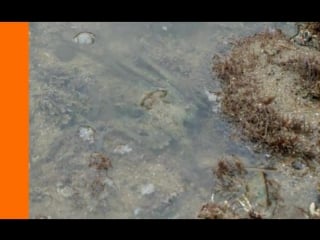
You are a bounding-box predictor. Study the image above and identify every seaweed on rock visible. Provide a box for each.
[213,28,320,161]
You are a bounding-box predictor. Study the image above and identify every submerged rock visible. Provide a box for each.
[140,183,156,196]
[140,89,168,110]
[79,125,96,144]
[113,144,132,155]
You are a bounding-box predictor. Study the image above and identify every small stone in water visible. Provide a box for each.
[204,88,219,102]
[291,160,305,170]
[140,183,155,196]
[79,125,95,144]
[73,32,95,45]
[56,182,74,198]
[113,144,132,155]
[134,208,142,216]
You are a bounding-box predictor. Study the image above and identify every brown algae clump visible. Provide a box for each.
[213,28,320,161]
[198,156,280,219]
[291,22,320,50]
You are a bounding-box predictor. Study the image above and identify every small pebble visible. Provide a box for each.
[140,183,155,196]
[134,208,142,216]
[204,89,219,102]
[291,160,305,170]
[113,144,132,155]
[79,125,95,144]
[56,183,74,198]
[265,154,271,159]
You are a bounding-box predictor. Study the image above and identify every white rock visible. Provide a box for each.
[134,208,142,216]
[57,184,73,198]
[204,88,219,102]
[140,183,155,196]
[113,144,132,155]
[79,125,95,144]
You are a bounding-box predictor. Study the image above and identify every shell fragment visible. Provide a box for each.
[73,32,95,45]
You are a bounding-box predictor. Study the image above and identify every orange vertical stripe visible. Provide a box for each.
[0,23,29,218]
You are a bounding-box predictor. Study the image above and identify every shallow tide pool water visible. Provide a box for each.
[30,22,299,218]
